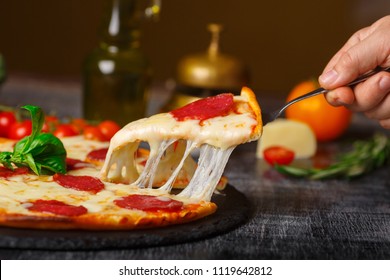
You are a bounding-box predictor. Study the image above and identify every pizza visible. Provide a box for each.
[0,87,262,230]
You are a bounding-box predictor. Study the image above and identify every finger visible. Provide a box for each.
[319,17,390,89]
[325,87,355,106]
[320,35,388,89]
[363,74,390,119]
[379,118,390,130]
[348,72,390,112]
[365,95,390,120]
[321,27,371,74]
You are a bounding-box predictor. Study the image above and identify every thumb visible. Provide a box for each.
[319,18,390,89]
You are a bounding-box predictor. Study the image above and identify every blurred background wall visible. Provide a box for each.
[0,0,389,97]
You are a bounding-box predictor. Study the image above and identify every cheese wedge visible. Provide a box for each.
[256,118,316,159]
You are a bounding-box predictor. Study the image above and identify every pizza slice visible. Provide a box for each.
[100,86,262,202]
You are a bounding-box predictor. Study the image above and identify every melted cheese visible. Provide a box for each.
[100,89,262,202]
[0,170,197,216]
[61,136,110,160]
[0,136,197,216]
[109,112,256,151]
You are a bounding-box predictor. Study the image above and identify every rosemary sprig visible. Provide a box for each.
[274,133,390,180]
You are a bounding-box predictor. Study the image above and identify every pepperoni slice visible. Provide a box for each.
[0,166,29,178]
[170,93,234,122]
[27,199,87,216]
[53,173,104,194]
[66,158,92,171]
[114,194,183,212]
[86,148,108,162]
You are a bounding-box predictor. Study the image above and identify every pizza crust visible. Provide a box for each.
[0,201,217,230]
[240,86,263,139]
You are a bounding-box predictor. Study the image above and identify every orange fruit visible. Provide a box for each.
[285,79,352,142]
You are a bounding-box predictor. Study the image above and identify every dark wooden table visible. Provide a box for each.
[0,74,389,260]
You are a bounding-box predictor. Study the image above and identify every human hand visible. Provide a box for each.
[319,15,390,129]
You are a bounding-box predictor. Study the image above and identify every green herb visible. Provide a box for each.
[274,133,390,180]
[0,105,67,175]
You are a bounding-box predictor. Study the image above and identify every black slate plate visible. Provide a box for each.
[0,184,250,250]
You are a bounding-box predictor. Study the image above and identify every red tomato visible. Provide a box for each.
[53,124,79,138]
[8,120,32,140]
[0,111,17,137]
[83,126,107,141]
[70,118,89,133]
[98,120,120,140]
[41,122,50,133]
[263,146,295,166]
[42,115,59,133]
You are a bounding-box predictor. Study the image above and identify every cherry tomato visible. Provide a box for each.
[53,124,79,138]
[0,111,17,137]
[42,115,59,133]
[41,122,50,133]
[83,126,107,141]
[70,118,89,133]
[263,146,295,166]
[98,120,120,140]
[8,120,32,140]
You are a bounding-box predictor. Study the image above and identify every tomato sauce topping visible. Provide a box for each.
[170,93,234,122]
[0,166,29,178]
[86,148,108,162]
[27,199,87,216]
[114,194,183,212]
[53,173,104,194]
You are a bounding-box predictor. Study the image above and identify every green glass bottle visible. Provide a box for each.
[83,0,160,126]
[0,53,6,85]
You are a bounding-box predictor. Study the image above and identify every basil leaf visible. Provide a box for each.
[26,133,67,174]
[20,105,44,151]
[36,154,67,174]
[24,152,40,175]
[14,132,67,174]
[0,152,13,169]
[0,105,67,175]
